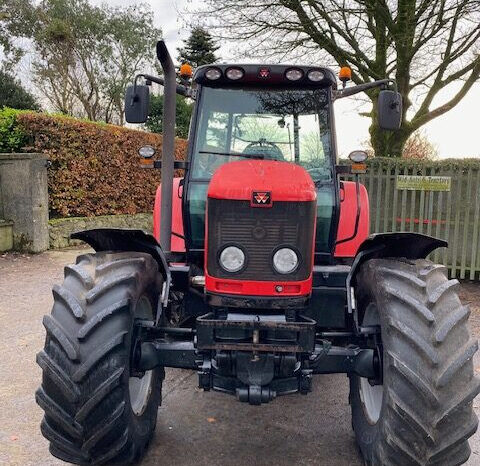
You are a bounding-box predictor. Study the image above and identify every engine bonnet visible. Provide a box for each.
[207,160,317,203]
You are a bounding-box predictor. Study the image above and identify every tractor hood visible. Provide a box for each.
[208,160,317,204]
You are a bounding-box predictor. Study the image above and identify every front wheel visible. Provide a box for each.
[350,258,479,465]
[36,251,164,465]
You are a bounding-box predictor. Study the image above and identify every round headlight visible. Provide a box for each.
[273,248,298,274]
[226,67,244,80]
[348,150,368,162]
[219,246,245,273]
[205,68,222,80]
[307,70,325,82]
[285,68,303,81]
[138,145,156,158]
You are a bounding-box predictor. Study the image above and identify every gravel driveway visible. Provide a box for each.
[1,248,479,465]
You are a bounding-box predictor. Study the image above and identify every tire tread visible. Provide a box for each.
[352,258,478,466]
[37,252,162,465]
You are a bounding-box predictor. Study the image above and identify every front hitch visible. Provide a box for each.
[130,316,381,405]
[196,312,316,353]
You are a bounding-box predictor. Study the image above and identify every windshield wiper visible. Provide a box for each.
[198,151,265,160]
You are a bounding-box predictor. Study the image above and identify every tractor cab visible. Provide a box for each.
[185,64,339,263]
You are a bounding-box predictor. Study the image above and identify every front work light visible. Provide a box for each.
[348,150,368,173]
[226,68,244,80]
[308,70,325,82]
[139,145,156,158]
[348,150,368,163]
[285,68,303,81]
[273,248,298,274]
[219,246,245,273]
[205,68,222,80]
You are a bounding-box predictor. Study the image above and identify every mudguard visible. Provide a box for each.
[346,232,447,322]
[71,228,171,311]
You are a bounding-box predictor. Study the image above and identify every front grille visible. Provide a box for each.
[207,199,316,281]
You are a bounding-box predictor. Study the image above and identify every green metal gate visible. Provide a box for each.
[341,158,480,280]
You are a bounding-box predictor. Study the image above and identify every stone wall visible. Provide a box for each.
[49,213,153,249]
[0,153,49,252]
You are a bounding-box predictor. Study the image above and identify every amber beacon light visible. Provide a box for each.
[339,66,352,85]
[180,63,193,79]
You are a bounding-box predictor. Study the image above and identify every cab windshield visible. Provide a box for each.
[191,86,333,183]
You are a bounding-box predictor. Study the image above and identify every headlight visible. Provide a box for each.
[273,248,298,274]
[219,246,245,273]
[138,145,155,158]
[348,150,368,162]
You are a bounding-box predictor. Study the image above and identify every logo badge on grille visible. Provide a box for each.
[252,191,272,207]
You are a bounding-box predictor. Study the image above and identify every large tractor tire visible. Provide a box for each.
[350,258,479,466]
[36,252,164,465]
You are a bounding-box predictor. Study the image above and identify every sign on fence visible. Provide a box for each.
[396,175,451,191]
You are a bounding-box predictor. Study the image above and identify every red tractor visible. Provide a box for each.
[37,41,479,465]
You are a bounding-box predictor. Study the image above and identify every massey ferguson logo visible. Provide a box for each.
[258,67,271,79]
[252,191,272,207]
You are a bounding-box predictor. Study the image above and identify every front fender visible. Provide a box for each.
[71,228,171,310]
[346,232,447,319]
[355,232,447,262]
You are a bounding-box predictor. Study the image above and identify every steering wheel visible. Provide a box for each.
[242,141,284,161]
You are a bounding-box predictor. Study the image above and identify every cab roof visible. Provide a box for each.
[194,64,337,90]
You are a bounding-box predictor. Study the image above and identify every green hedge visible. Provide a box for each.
[0,107,30,152]
[0,108,187,218]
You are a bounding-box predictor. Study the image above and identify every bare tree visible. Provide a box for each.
[401,131,438,160]
[33,64,77,116]
[365,130,438,159]
[31,0,160,124]
[191,0,480,157]
[0,0,35,71]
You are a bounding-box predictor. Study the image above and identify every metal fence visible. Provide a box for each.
[341,158,480,280]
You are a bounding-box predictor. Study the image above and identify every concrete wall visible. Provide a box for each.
[0,153,49,252]
[49,213,153,249]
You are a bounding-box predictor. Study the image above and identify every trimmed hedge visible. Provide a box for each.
[2,108,477,219]
[0,109,187,217]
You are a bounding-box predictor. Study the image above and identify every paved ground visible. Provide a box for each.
[1,248,479,466]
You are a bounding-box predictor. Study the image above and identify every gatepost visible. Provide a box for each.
[0,153,49,252]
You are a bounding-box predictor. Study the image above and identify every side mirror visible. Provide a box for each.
[124,84,150,123]
[378,90,402,131]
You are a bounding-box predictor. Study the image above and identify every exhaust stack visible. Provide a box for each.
[156,40,175,254]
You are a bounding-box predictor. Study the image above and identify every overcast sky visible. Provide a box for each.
[60,1,480,158]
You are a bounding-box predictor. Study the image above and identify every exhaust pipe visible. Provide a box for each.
[156,40,175,254]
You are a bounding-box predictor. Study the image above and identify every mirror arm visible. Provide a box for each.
[334,79,396,100]
[134,73,193,98]
[153,160,189,170]
[335,164,352,175]
[129,74,141,106]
